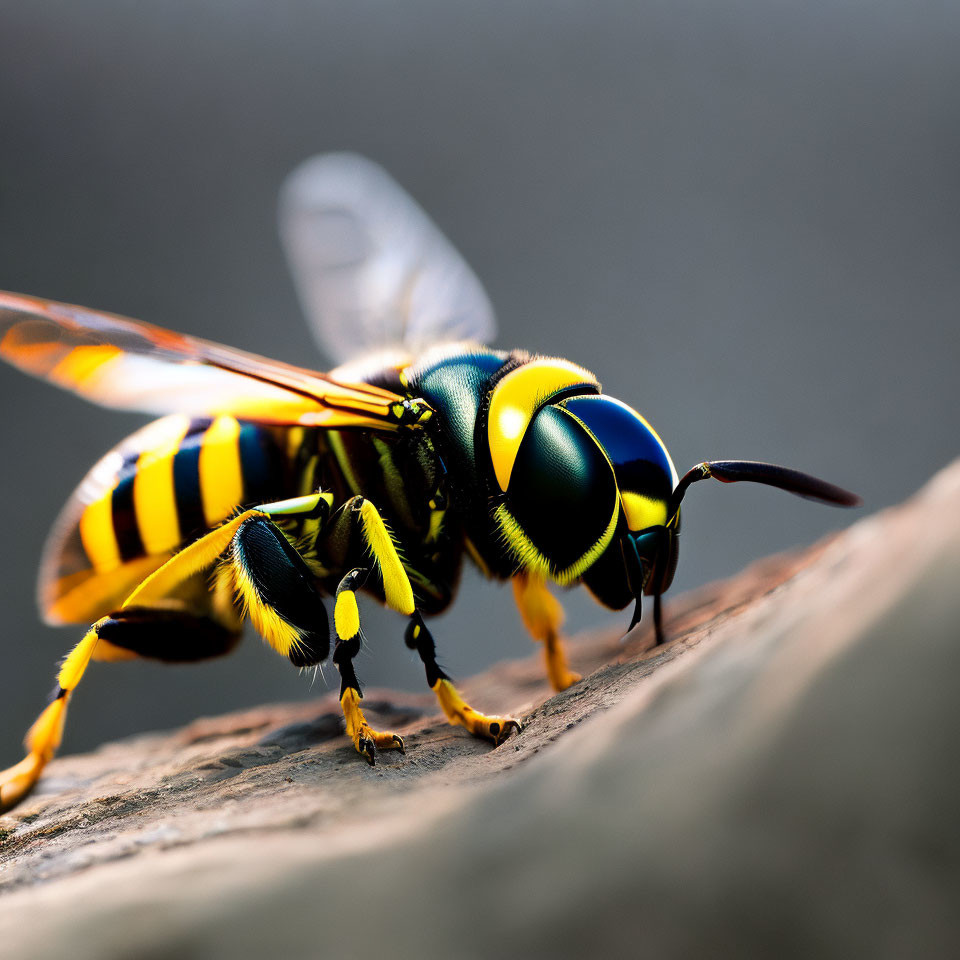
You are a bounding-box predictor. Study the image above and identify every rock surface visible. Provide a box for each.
[1,461,959,958]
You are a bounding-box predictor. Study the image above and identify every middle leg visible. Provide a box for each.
[332,567,405,763]
[326,496,521,756]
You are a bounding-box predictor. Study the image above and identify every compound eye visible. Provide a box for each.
[505,404,618,571]
[560,395,677,531]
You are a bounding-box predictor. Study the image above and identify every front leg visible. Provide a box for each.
[405,613,522,746]
[513,572,582,692]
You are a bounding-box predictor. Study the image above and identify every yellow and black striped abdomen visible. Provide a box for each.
[40,414,291,625]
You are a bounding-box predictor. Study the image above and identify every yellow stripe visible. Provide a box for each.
[335,590,361,639]
[199,416,244,526]
[620,491,668,531]
[79,490,121,572]
[487,358,599,492]
[133,415,190,554]
[285,427,305,461]
[359,499,414,615]
[123,509,262,608]
[232,559,302,658]
[57,627,101,691]
[494,498,619,586]
[426,508,446,543]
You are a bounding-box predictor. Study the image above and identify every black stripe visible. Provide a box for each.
[332,634,362,697]
[404,611,450,688]
[111,472,144,561]
[97,607,239,662]
[173,418,212,543]
[237,424,282,504]
[233,518,329,665]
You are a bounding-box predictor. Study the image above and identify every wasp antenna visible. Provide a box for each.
[653,592,665,647]
[626,594,665,645]
[668,460,861,521]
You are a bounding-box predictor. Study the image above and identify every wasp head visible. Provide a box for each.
[486,358,678,609]
[485,356,859,641]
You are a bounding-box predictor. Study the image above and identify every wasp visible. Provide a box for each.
[0,154,859,811]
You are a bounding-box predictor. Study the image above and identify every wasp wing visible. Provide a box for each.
[0,290,410,430]
[278,152,497,365]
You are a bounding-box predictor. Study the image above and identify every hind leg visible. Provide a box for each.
[0,605,241,812]
[0,494,330,812]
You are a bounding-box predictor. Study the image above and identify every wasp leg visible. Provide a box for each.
[0,625,98,812]
[0,494,336,813]
[227,515,329,667]
[94,608,241,662]
[513,572,581,692]
[326,495,418,762]
[327,496,519,755]
[332,568,405,764]
[405,612,522,746]
[340,496,520,750]
[126,492,333,667]
[0,603,244,813]
[91,562,244,663]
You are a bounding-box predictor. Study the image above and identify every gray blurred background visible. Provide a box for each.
[0,0,956,758]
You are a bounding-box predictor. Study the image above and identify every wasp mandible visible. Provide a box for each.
[0,155,859,810]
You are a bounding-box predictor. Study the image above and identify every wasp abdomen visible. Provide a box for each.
[41,414,289,625]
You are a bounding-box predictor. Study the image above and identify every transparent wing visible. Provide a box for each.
[278,152,497,364]
[0,290,413,431]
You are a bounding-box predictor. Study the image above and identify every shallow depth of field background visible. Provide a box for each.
[0,1,956,757]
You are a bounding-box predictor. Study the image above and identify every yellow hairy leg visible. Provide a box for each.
[0,625,101,812]
[323,497,420,764]
[130,493,331,662]
[358,499,414,616]
[404,607,523,749]
[512,573,582,692]
[0,498,324,811]
[331,557,407,764]
[123,508,268,608]
[432,678,522,746]
[228,558,304,660]
[339,688,405,764]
